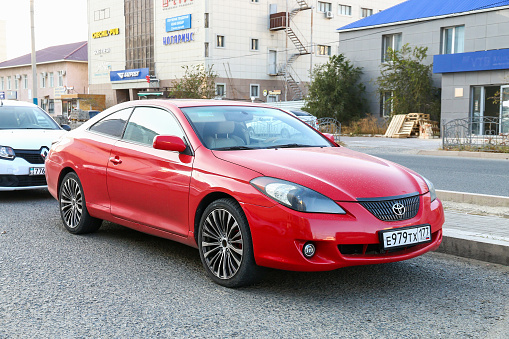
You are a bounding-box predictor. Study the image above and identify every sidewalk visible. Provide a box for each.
[342,135,509,266]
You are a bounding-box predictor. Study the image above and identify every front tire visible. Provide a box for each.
[198,198,262,287]
[59,172,102,234]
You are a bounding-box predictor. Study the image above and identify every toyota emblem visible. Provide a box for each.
[392,202,405,217]
[40,147,49,160]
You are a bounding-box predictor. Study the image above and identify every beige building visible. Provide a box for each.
[0,41,88,116]
[89,0,404,107]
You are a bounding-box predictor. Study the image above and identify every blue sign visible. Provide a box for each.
[166,14,191,32]
[163,32,194,45]
[0,92,4,100]
[110,68,149,82]
[434,49,509,74]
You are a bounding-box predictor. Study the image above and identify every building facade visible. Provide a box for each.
[337,0,509,134]
[0,42,89,116]
[88,0,404,107]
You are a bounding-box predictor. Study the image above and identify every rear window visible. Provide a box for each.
[0,106,60,130]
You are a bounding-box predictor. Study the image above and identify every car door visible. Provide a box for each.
[106,106,193,236]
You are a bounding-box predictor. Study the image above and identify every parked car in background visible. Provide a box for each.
[289,109,318,128]
[0,100,69,191]
[45,99,444,287]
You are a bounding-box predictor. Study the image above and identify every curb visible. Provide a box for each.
[437,190,509,207]
[418,149,509,160]
[437,229,509,266]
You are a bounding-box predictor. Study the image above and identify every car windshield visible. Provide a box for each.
[0,106,60,130]
[181,105,332,150]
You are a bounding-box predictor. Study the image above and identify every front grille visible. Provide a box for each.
[14,149,45,164]
[0,175,47,187]
[358,193,420,221]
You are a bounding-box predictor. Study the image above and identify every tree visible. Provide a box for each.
[170,64,218,99]
[303,54,366,124]
[377,44,440,120]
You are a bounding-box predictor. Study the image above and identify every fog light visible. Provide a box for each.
[303,242,316,258]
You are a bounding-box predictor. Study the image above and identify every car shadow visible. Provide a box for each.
[0,189,54,202]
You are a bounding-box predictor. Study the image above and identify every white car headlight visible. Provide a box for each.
[422,177,437,203]
[251,177,346,214]
[0,146,15,160]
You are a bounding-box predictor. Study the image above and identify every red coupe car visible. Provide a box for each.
[45,100,444,287]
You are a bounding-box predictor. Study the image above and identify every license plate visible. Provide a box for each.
[380,225,431,249]
[29,167,45,176]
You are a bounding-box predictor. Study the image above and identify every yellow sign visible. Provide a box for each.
[92,28,120,39]
[269,90,281,95]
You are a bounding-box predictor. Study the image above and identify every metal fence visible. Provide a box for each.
[442,116,509,151]
[317,117,341,142]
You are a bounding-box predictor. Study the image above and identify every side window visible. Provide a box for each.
[123,107,184,146]
[89,108,132,138]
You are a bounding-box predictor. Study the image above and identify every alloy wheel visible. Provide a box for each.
[60,177,83,229]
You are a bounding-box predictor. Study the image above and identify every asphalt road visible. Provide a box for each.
[360,153,509,197]
[1,190,509,337]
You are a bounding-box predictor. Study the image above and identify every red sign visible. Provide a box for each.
[163,0,193,7]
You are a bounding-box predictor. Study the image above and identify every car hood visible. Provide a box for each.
[213,147,426,201]
[0,129,66,149]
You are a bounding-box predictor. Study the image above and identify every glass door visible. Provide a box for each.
[471,87,483,135]
[501,85,509,134]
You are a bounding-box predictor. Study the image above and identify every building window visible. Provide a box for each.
[216,35,225,48]
[318,2,332,13]
[0,77,4,91]
[338,4,351,16]
[204,42,209,57]
[361,8,373,18]
[317,45,331,56]
[216,83,226,97]
[41,74,46,88]
[23,75,28,89]
[94,8,110,21]
[204,13,209,28]
[382,33,402,62]
[441,25,464,54]
[381,91,393,117]
[49,72,54,87]
[48,100,55,114]
[7,76,11,90]
[250,84,260,98]
[14,76,19,90]
[251,38,259,51]
[125,0,154,74]
[58,72,64,86]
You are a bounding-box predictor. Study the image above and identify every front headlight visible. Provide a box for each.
[0,146,15,160]
[251,177,346,214]
[422,177,437,202]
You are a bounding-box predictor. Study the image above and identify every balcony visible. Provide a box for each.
[269,12,287,31]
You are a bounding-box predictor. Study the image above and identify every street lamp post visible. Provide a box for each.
[30,0,37,105]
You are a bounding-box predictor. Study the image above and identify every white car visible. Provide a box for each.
[0,100,69,191]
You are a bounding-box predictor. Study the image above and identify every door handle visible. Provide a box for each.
[109,156,122,165]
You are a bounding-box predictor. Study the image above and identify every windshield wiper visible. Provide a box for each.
[214,145,253,151]
[266,144,316,149]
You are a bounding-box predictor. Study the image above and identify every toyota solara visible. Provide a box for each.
[45,100,444,287]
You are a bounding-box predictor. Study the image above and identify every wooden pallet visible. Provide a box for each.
[384,114,406,138]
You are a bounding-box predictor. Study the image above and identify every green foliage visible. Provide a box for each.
[170,64,218,99]
[377,44,440,121]
[303,54,366,124]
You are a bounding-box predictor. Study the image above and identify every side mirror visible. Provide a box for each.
[323,133,337,145]
[153,135,187,153]
[61,124,71,131]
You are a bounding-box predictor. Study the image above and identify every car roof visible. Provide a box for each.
[0,100,40,108]
[129,98,281,110]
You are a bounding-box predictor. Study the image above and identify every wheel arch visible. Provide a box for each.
[56,167,76,198]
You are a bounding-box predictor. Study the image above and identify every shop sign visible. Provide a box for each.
[54,86,67,99]
[269,90,281,95]
[92,28,120,39]
[163,32,194,45]
[94,48,111,55]
[166,14,191,32]
[0,92,4,100]
[110,68,149,82]
[163,0,194,10]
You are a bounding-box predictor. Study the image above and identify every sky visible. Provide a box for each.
[0,0,88,60]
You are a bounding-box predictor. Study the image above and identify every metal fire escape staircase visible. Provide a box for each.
[270,0,311,100]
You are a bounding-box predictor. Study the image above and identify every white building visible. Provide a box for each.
[88,0,404,107]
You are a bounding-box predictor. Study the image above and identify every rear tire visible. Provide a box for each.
[198,198,262,287]
[59,172,102,234]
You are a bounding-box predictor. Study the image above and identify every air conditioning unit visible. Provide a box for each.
[15,74,21,79]
[325,11,334,19]
[41,72,47,77]
[60,70,66,76]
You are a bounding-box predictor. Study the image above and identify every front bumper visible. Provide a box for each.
[242,194,444,271]
[0,158,47,191]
